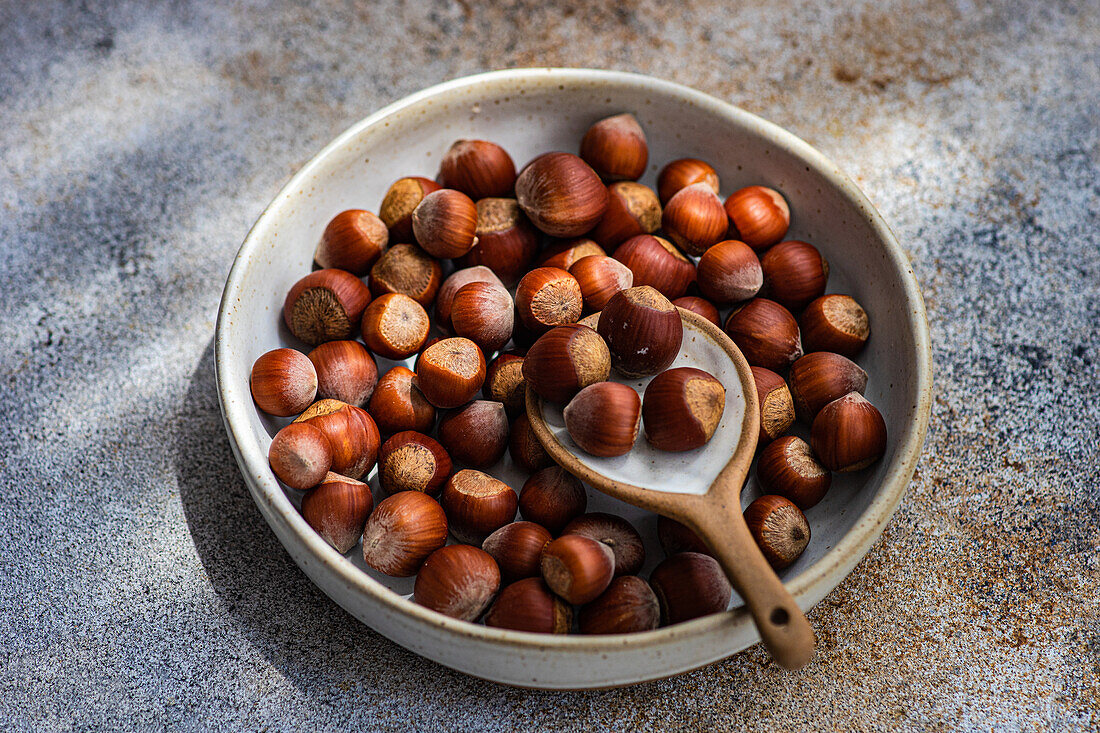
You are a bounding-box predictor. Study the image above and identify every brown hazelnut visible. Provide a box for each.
[411,188,479,259]
[540,534,615,605]
[569,255,634,311]
[661,182,727,256]
[484,352,526,417]
[268,422,332,490]
[522,324,611,405]
[724,185,790,251]
[723,298,803,372]
[360,293,430,360]
[314,209,388,275]
[561,512,645,577]
[696,239,763,304]
[368,366,435,435]
[642,366,726,452]
[482,521,553,583]
[744,495,810,570]
[751,366,796,446]
[612,234,695,300]
[672,296,721,327]
[576,311,601,330]
[519,466,587,534]
[538,238,606,271]
[361,491,448,576]
[414,337,486,409]
[437,139,516,200]
[283,269,372,346]
[434,266,504,332]
[579,113,648,181]
[484,577,571,633]
[508,413,553,473]
[756,436,831,510]
[657,158,720,205]
[810,392,887,472]
[589,182,661,249]
[649,552,732,625]
[563,381,641,457]
[578,576,660,634]
[413,544,502,621]
[293,399,381,480]
[379,176,441,243]
[514,266,584,333]
[437,400,509,469]
[377,430,451,496]
[597,286,683,378]
[788,351,868,422]
[300,472,373,553]
[369,243,442,307]
[800,294,870,357]
[251,348,318,417]
[759,240,829,311]
[459,198,538,286]
[440,469,519,544]
[450,281,514,353]
[656,515,711,556]
[307,340,377,407]
[515,152,608,237]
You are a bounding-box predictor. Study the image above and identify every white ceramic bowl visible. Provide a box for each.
[215,68,932,688]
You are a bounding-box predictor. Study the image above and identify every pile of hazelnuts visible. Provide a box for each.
[249,112,886,635]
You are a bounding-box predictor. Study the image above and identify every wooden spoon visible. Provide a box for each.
[526,308,816,669]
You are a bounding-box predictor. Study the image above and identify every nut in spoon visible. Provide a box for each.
[526,308,816,669]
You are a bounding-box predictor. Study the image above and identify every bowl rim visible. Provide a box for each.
[215,67,932,657]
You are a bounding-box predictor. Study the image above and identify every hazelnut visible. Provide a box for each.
[414,337,486,409]
[314,209,388,275]
[800,294,870,357]
[672,296,721,327]
[696,239,763,304]
[482,521,553,583]
[450,281,515,353]
[300,472,373,553]
[440,469,518,544]
[508,413,553,473]
[723,298,803,372]
[578,576,660,634]
[307,340,378,407]
[657,158,720,205]
[283,269,372,346]
[744,495,810,570]
[361,490,448,577]
[576,311,601,330]
[810,392,887,472]
[579,113,648,181]
[514,267,584,333]
[437,400,510,469]
[377,431,451,496]
[724,185,790,251]
[437,139,516,200]
[379,176,441,243]
[649,552,732,625]
[413,544,502,622]
[459,198,539,286]
[661,182,727,256]
[268,422,332,490]
[411,188,479,259]
[484,352,526,417]
[251,348,318,417]
[756,436,831,510]
[561,512,645,577]
[597,286,683,378]
[293,399,381,480]
[788,351,868,422]
[537,238,606,270]
[360,293,430,360]
[562,381,641,457]
[569,255,634,311]
[642,366,726,452]
[540,534,615,605]
[519,466,587,534]
[759,240,829,311]
[515,152,608,237]
[612,234,695,300]
[368,366,435,435]
[751,366,796,446]
[656,515,711,556]
[484,577,571,633]
[589,182,661,249]
[369,243,443,307]
[434,265,505,332]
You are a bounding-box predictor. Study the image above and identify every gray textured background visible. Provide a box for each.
[2,1,1098,730]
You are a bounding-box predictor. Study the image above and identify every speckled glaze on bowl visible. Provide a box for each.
[214,68,932,689]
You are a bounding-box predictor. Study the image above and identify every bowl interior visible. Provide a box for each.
[216,69,929,686]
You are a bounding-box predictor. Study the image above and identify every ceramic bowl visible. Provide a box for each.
[215,68,932,688]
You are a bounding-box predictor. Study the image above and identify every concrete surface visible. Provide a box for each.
[2,0,1098,730]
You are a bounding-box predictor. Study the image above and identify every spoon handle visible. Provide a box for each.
[691,502,816,670]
